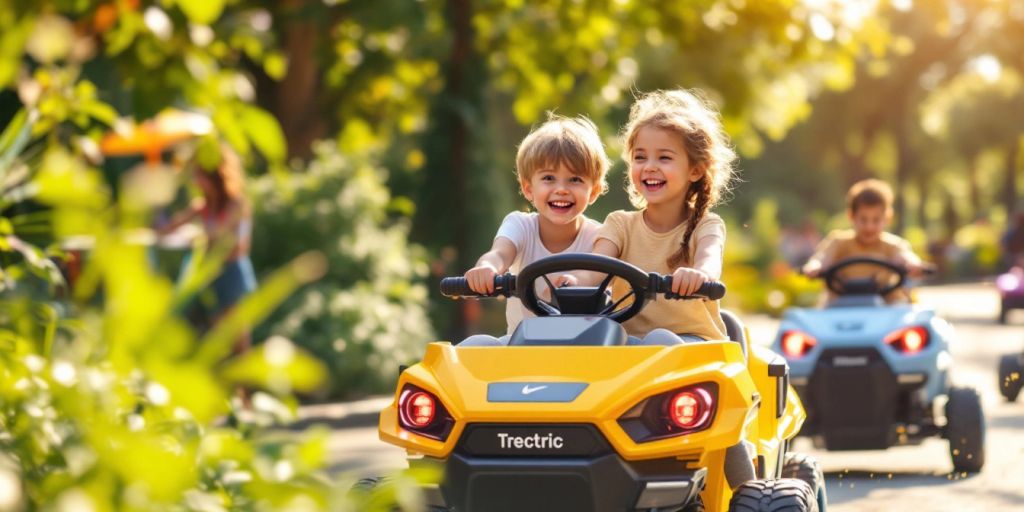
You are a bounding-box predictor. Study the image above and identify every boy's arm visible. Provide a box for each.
[893,237,925,278]
[464,237,518,294]
[561,238,620,287]
[803,234,836,277]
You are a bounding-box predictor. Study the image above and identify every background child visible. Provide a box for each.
[464,114,610,334]
[802,178,925,302]
[589,89,736,342]
[159,145,256,344]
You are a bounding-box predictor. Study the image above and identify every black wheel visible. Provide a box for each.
[999,354,1023,402]
[729,478,817,512]
[781,453,827,512]
[945,387,985,473]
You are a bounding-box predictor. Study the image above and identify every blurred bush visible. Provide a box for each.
[947,220,1003,276]
[250,142,434,400]
[0,118,354,510]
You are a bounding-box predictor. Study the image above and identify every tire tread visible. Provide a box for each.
[946,386,986,473]
[729,478,817,512]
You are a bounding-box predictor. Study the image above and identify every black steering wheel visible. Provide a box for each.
[820,257,906,296]
[516,253,653,323]
[439,253,726,324]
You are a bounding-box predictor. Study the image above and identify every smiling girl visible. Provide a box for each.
[595,89,737,341]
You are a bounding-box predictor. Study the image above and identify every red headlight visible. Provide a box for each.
[397,385,454,440]
[668,388,713,429]
[618,383,719,443]
[403,391,435,427]
[885,326,929,354]
[781,330,816,358]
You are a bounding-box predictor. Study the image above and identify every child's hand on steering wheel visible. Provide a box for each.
[905,261,924,279]
[554,274,579,288]
[671,267,710,297]
[801,260,823,278]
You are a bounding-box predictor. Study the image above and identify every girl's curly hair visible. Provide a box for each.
[621,89,737,268]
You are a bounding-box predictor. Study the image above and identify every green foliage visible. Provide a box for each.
[949,220,1003,276]
[0,136,353,512]
[0,0,289,171]
[0,1,441,509]
[250,142,434,399]
[736,0,1024,244]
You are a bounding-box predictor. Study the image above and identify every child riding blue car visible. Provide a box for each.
[773,180,985,473]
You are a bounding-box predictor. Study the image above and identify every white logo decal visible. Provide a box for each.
[521,384,548,395]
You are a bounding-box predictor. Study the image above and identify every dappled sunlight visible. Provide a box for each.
[2,0,1024,509]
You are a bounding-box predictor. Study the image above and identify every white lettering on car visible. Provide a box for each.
[497,432,566,450]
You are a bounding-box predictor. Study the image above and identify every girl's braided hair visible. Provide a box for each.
[621,89,737,268]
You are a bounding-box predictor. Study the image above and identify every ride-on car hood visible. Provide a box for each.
[783,304,932,340]
[380,340,755,460]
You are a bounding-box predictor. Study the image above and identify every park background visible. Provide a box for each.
[0,0,1021,510]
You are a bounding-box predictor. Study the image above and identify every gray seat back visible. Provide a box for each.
[720,309,747,359]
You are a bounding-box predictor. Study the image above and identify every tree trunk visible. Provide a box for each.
[272,0,328,160]
[839,147,871,188]
[414,0,483,340]
[1003,137,1021,216]
[916,175,929,233]
[942,190,959,242]
[967,156,980,221]
[894,106,915,235]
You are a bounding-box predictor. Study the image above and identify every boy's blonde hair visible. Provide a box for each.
[516,114,610,195]
[621,89,737,267]
[846,178,894,214]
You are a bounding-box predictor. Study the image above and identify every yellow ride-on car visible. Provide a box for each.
[371,254,824,512]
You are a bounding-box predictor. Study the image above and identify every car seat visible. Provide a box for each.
[720,309,747,359]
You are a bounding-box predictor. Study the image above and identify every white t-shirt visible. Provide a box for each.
[495,211,602,334]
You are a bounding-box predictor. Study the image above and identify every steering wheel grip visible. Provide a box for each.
[440,274,516,298]
[655,276,726,300]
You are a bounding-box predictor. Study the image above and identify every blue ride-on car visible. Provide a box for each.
[770,257,985,473]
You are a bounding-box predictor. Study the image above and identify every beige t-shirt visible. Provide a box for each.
[598,210,728,340]
[809,229,920,302]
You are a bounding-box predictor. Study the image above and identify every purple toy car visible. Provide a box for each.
[997,266,1024,324]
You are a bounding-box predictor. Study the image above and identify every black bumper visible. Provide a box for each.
[799,348,932,450]
[433,424,705,512]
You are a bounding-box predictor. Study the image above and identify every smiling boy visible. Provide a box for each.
[464,114,610,334]
[802,179,925,302]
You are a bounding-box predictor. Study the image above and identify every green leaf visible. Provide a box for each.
[239,104,287,163]
[263,52,288,81]
[194,135,222,170]
[80,99,119,127]
[213,107,251,157]
[0,109,34,177]
[0,16,34,89]
[177,0,226,25]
